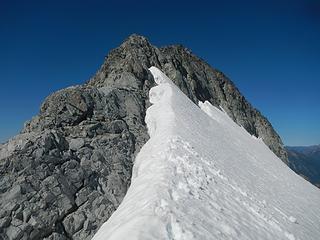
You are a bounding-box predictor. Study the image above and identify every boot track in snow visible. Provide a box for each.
[92,67,320,240]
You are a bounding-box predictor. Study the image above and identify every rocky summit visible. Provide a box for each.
[0,34,287,240]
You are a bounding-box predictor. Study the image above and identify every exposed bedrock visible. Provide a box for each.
[0,34,287,239]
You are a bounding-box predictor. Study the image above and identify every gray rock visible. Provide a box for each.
[0,34,288,239]
[0,217,11,229]
[5,185,21,201]
[43,233,67,240]
[63,212,86,235]
[89,34,287,162]
[6,225,23,240]
[69,138,85,151]
[22,210,31,223]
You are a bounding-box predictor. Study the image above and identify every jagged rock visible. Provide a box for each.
[43,233,67,240]
[5,225,23,240]
[69,138,85,151]
[63,211,86,236]
[0,34,287,239]
[0,217,11,229]
[89,34,287,162]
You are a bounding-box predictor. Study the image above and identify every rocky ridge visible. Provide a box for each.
[0,34,287,240]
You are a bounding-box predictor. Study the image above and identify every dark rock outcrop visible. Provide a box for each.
[0,34,287,239]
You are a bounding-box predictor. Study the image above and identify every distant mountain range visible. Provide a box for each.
[286,145,320,188]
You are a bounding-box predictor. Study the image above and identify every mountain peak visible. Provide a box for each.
[121,33,152,47]
[0,35,290,239]
[89,34,287,162]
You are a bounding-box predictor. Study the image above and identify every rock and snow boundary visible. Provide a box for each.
[92,67,320,240]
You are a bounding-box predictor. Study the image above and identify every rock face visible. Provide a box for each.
[0,34,287,239]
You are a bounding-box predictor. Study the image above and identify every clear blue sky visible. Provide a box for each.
[1,0,319,146]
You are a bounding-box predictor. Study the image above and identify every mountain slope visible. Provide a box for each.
[93,67,320,240]
[0,35,287,239]
[88,35,287,162]
[286,145,320,187]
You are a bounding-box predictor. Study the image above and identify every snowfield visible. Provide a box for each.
[92,67,320,240]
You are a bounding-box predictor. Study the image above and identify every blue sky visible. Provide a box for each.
[0,0,319,146]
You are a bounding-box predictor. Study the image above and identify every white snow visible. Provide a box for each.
[92,67,320,240]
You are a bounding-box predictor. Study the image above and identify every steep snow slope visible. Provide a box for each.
[93,67,320,240]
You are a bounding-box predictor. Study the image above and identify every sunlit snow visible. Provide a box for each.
[93,67,320,240]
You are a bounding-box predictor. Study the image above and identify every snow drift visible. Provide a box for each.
[92,67,320,240]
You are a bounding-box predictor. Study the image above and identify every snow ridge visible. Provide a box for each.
[92,67,320,240]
